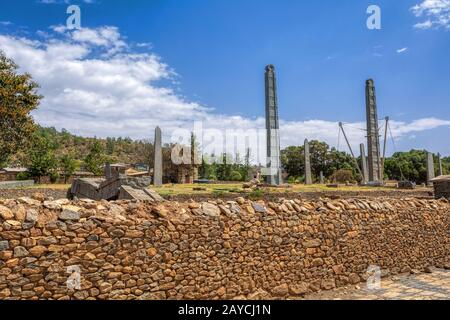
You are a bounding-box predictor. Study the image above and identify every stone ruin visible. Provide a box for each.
[431,175,450,200]
[68,163,163,202]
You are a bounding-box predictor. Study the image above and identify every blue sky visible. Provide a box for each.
[1,0,449,156]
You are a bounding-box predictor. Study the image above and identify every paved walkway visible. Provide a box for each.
[303,269,450,300]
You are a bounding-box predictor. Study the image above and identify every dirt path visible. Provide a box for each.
[299,269,450,300]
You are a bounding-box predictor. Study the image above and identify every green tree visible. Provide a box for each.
[84,140,106,175]
[27,135,57,183]
[281,146,305,179]
[199,155,217,180]
[309,140,330,178]
[106,137,115,155]
[60,153,79,183]
[240,148,252,182]
[216,153,233,181]
[0,51,42,167]
[327,148,356,178]
[442,157,450,175]
[281,142,358,182]
[384,150,429,183]
[330,169,355,183]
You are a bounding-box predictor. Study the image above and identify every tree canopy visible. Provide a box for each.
[0,51,41,167]
[281,141,357,183]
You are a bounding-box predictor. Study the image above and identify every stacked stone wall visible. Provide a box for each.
[0,195,449,300]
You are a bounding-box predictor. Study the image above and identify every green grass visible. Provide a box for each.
[154,183,244,196]
[153,183,409,196]
[16,182,429,196]
[22,184,71,190]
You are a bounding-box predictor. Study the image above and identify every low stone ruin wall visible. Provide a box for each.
[434,181,450,200]
[0,180,35,189]
[0,194,449,300]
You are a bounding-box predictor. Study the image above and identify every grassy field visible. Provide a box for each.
[26,184,72,190]
[17,182,429,196]
[152,183,401,196]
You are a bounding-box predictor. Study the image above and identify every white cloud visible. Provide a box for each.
[396,47,408,53]
[51,25,127,56]
[411,0,450,29]
[0,21,13,26]
[414,20,434,29]
[0,26,449,158]
[136,42,153,48]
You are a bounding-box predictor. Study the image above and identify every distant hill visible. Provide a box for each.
[10,126,152,168]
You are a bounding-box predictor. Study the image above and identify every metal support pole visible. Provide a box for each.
[380,116,389,182]
[339,122,364,180]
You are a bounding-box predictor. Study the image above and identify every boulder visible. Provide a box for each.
[271,283,289,297]
[58,209,80,221]
[0,241,9,251]
[303,239,321,248]
[289,283,308,296]
[247,289,271,300]
[0,205,14,220]
[25,209,38,223]
[321,279,336,290]
[201,203,220,217]
[252,202,267,213]
[14,246,29,258]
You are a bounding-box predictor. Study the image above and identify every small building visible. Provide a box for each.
[125,168,149,177]
[134,163,149,172]
[430,175,450,200]
[0,167,28,182]
[109,163,130,175]
[174,166,198,184]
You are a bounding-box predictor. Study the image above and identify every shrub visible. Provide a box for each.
[16,171,31,181]
[212,190,227,198]
[330,169,354,183]
[230,171,242,181]
[288,176,301,184]
[49,171,60,184]
[249,189,264,200]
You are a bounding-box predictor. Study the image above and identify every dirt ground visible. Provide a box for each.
[0,188,69,200]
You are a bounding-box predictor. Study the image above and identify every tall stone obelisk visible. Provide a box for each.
[426,152,435,186]
[153,126,163,186]
[360,143,369,185]
[104,162,112,180]
[304,139,312,185]
[365,79,382,182]
[319,171,325,184]
[265,65,282,185]
[438,153,443,176]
